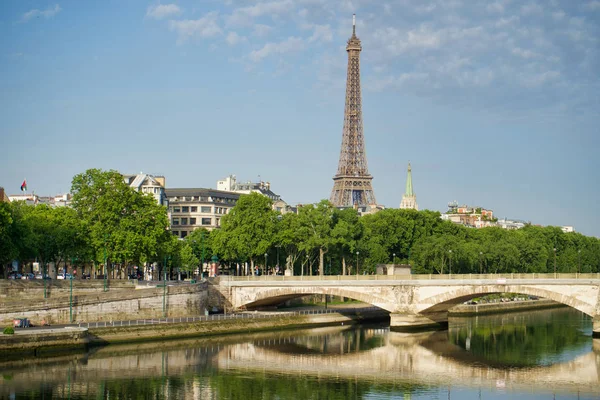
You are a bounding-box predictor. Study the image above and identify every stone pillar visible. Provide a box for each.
[593,317,600,339]
[390,313,448,332]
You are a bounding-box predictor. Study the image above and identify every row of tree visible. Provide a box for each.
[209,193,600,275]
[1,168,599,277]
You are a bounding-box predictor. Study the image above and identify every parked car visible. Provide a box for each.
[8,273,23,280]
[21,273,35,280]
[13,318,31,328]
[35,273,43,279]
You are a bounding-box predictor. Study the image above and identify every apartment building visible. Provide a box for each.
[164,188,240,238]
[123,173,167,206]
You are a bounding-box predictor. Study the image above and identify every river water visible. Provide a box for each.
[1,307,598,399]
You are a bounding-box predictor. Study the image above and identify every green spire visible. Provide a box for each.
[405,162,413,196]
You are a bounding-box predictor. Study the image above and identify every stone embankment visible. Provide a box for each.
[0,281,208,326]
[448,299,564,316]
[0,308,388,357]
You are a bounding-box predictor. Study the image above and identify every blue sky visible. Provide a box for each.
[1,0,599,237]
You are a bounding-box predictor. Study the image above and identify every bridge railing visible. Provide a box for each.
[219,273,600,282]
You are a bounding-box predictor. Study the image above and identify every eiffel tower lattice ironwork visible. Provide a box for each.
[329,15,376,208]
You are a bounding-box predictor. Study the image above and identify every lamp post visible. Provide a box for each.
[163,255,170,317]
[43,263,47,299]
[276,245,281,275]
[69,257,75,323]
[393,253,396,265]
[201,231,206,279]
[356,251,359,276]
[103,236,108,292]
[479,252,483,275]
[264,253,268,275]
[448,250,452,275]
[553,248,557,274]
[578,249,581,274]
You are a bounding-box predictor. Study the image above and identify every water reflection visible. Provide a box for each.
[1,308,598,399]
[448,308,592,367]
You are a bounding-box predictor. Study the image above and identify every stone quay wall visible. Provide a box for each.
[0,283,208,326]
[0,308,388,356]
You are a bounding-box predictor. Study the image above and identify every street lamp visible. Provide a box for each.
[479,252,483,275]
[103,235,108,292]
[448,250,453,275]
[163,255,170,317]
[553,248,557,274]
[393,253,396,265]
[264,253,268,276]
[578,249,581,274]
[43,263,47,299]
[276,245,281,275]
[356,251,359,276]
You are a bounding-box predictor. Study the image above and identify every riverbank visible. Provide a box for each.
[448,299,565,316]
[0,308,388,358]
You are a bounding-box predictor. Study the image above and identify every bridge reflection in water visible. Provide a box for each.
[218,319,600,395]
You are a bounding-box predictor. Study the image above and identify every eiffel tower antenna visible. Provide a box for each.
[329,14,377,207]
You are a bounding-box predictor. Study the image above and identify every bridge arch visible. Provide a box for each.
[235,286,394,312]
[417,284,597,318]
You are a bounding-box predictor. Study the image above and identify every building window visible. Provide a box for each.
[190,218,196,225]
[172,219,179,225]
[173,207,181,213]
[201,206,211,213]
[181,218,188,225]
[182,206,189,212]
[181,231,188,238]
[191,206,197,212]
[172,231,179,237]
[201,218,212,225]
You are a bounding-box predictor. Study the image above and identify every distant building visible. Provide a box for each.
[217,175,281,202]
[217,174,298,213]
[123,173,167,206]
[561,226,575,233]
[164,188,240,237]
[497,218,527,230]
[443,201,495,228]
[399,162,418,210]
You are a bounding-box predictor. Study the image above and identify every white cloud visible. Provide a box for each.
[308,24,333,43]
[169,13,222,43]
[521,3,543,16]
[146,4,182,20]
[21,4,61,22]
[512,47,539,59]
[226,31,246,45]
[253,24,274,37]
[227,0,293,27]
[583,1,600,10]
[248,36,304,62]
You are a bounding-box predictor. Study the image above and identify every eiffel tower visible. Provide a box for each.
[329,15,377,207]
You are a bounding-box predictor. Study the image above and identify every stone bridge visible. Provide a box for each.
[213,273,600,335]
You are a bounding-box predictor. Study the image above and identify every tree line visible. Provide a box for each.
[1,168,599,278]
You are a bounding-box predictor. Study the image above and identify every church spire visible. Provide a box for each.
[405,162,413,196]
[399,162,418,211]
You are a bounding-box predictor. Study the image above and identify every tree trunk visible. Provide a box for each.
[319,247,327,276]
[342,256,347,276]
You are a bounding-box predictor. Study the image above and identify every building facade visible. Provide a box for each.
[123,173,167,206]
[165,188,240,237]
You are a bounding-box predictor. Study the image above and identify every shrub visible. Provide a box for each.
[3,326,15,335]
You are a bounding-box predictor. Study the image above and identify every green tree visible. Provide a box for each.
[211,193,277,272]
[71,168,171,276]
